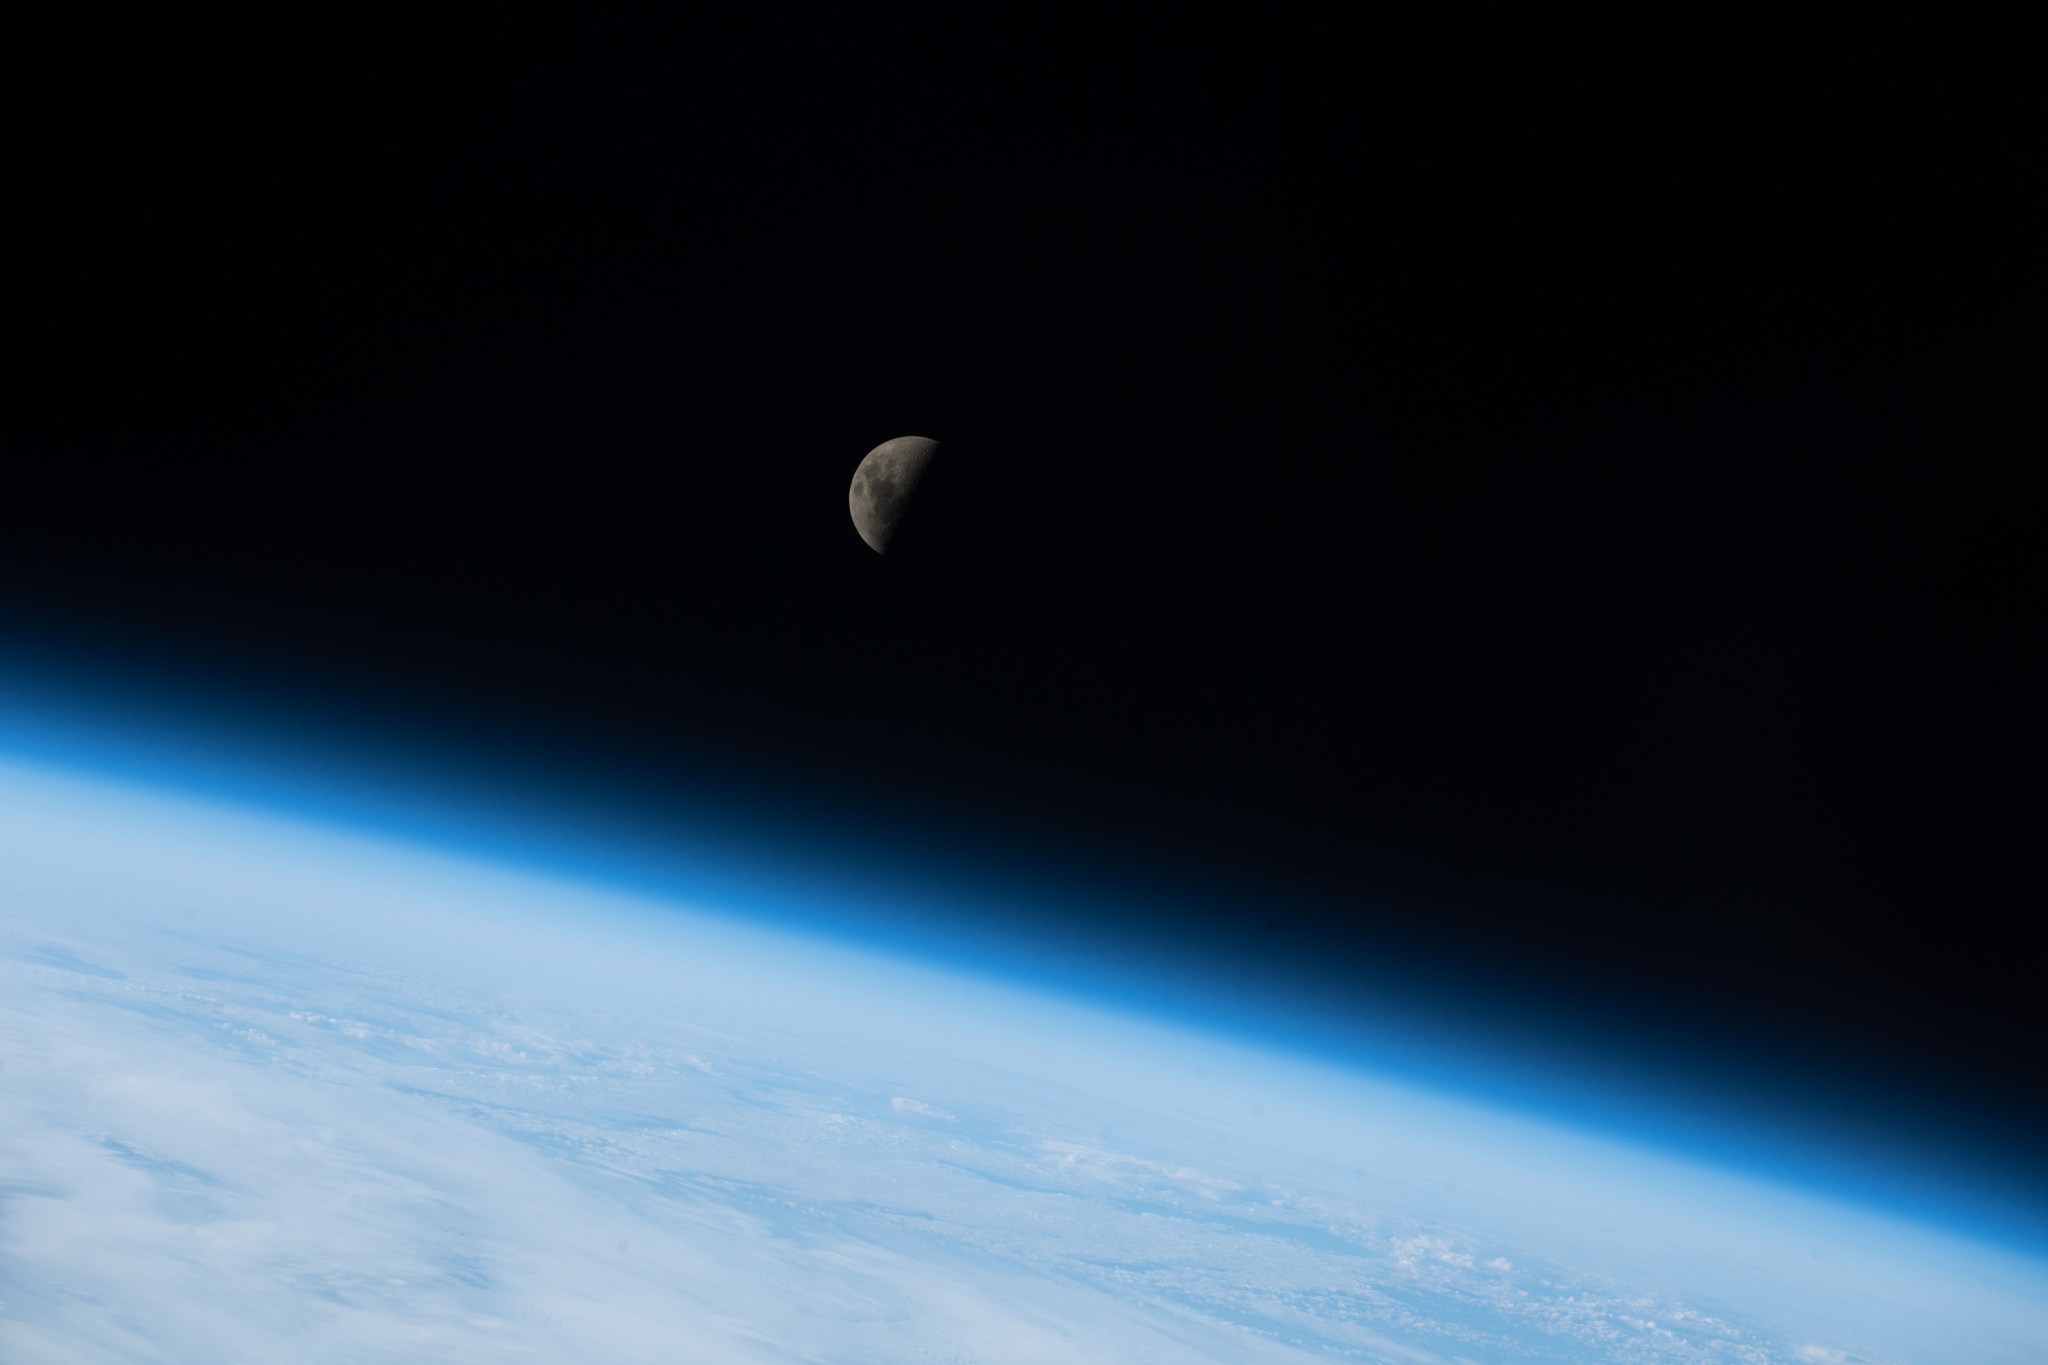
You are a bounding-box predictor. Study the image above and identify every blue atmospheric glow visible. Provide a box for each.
[1,632,2045,1262]
[3,746,2047,1361]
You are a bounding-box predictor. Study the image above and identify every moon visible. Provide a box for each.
[848,435,939,555]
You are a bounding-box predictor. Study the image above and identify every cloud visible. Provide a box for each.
[4,921,1332,1364]
[890,1096,956,1121]
[4,762,2044,1364]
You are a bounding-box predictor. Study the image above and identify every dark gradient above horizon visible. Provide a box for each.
[2,620,2044,1256]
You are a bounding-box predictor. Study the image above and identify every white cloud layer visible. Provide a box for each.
[1,756,2045,1363]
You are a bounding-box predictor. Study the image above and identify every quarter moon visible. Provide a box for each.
[848,435,939,555]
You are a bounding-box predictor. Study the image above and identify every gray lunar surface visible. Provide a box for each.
[848,435,939,554]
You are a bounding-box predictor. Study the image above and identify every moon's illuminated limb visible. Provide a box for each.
[848,435,939,554]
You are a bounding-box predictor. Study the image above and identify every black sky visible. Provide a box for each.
[8,16,2038,1232]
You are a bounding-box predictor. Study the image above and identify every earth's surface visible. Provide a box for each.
[2,755,2043,1363]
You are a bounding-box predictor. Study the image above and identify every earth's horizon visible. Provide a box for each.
[3,752,2043,1362]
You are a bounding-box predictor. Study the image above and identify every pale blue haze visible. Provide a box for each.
[2,755,2044,1362]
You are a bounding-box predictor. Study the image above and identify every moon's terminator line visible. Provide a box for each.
[848,435,939,555]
